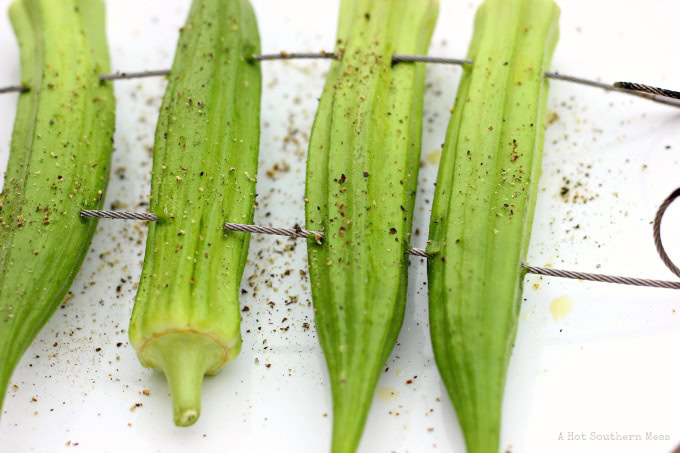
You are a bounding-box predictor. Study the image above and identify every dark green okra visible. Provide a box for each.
[305,0,438,451]
[0,0,114,412]
[427,0,559,452]
[129,0,261,427]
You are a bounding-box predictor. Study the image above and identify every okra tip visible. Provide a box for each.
[176,407,200,427]
[0,365,11,414]
[137,331,228,427]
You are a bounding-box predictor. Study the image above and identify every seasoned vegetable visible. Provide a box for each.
[0,0,114,412]
[305,0,438,451]
[128,0,261,427]
[427,0,559,451]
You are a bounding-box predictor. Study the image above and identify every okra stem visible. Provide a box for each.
[128,0,261,426]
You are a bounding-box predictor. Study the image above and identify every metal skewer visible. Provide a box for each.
[0,84,26,94]
[614,81,680,101]
[79,187,680,291]
[99,69,171,81]
[1,52,679,108]
[7,50,680,290]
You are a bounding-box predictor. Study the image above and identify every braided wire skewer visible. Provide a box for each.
[80,187,680,290]
[1,52,679,108]
[614,81,680,101]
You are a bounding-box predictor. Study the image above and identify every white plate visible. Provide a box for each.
[1,1,679,452]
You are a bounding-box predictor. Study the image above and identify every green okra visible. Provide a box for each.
[0,0,114,412]
[128,0,261,427]
[305,1,438,451]
[427,0,559,451]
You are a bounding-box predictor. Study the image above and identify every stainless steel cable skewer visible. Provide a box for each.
[1,51,678,108]
[392,54,473,65]
[652,187,680,279]
[6,47,680,290]
[252,51,337,61]
[545,72,680,108]
[253,54,680,111]
[223,223,430,257]
[79,186,680,290]
[99,69,171,81]
[614,81,680,101]
[520,264,680,290]
[80,210,158,221]
[0,84,26,94]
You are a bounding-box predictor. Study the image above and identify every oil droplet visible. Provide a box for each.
[375,387,400,401]
[550,295,573,321]
[426,149,442,165]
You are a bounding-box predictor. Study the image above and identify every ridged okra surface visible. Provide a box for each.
[129,0,261,427]
[0,0,114,412]
[305,0,438,451]
[427,0,559,451]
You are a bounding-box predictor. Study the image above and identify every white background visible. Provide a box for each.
[1,1,679,452]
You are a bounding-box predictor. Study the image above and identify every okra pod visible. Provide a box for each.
[427,0,559,451]
[305,1,438,451]
[0,0,115,412]
[128,0,261,427]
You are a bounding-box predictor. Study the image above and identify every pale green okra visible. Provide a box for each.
[305,0,438,451]
[427,0,560,452]
[0,0,115,413]
[129,0,261,427]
